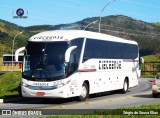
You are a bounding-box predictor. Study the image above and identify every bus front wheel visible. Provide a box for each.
[78,83,89,101]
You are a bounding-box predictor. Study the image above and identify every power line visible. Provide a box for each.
[37,0,160,22]
[0,2,159,35]
[0,1,159,27]
[122,0,160,9]
[0,4,13,9]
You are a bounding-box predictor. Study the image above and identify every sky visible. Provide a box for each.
[0,0,160,27]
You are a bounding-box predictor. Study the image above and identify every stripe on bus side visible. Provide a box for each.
[78,69,97,72]
[123,59,139,62]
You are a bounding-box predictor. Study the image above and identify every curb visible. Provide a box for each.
[0,97,33,104]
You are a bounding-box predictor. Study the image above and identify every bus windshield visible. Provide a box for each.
[23,41,69,81]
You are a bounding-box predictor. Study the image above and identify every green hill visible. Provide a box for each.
[0,19,31,56]
[0,15,160,57]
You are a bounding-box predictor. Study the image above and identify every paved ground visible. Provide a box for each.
[0,78,160,117]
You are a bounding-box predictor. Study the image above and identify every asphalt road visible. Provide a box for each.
[0,78,160,116]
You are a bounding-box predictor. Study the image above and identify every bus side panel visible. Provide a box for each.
[79,59,124,94]
[66,72,96,97]
[79,59,139,94]
[122,58,139,88]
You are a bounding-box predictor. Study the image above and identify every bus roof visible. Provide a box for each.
[29,30,138,45]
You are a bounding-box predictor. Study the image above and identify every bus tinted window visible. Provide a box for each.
[71,38,84,60]
[69,38,84,73]
[83,38,138,61]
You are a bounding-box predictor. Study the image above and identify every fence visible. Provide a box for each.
[141,62,160,75]
[0,63,22,72]
[1,61,160,74]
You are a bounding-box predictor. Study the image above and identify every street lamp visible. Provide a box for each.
[12,31,23,71]
[84,20,98,31]
[99,0,115,33]
[79,20,98,64]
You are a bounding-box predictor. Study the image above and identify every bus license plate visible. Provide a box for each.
[37,92,45,96]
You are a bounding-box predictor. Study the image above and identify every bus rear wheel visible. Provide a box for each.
[78,83,89,101]
[121,79,129,94]
[152,93,158,98]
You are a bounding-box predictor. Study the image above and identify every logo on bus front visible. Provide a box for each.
[33,82,49,86]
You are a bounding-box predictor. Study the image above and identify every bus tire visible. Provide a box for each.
[121,79,128,94]
[78,83,89,101]
[18,83,22,97]
[41,98,52,103]
[152,93,158,98]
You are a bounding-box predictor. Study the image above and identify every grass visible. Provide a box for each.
[141,74,155,78]
[143,54,160,62]
[40,104,160,118]
[0,57,2,63]
[0,72,21,98]
[141,54,160,78]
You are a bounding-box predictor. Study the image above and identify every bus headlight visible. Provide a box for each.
[22,82,29,87]
[22,82,26,86]
[53,80,71,88]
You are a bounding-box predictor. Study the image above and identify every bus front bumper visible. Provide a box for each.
[21,85,72,98]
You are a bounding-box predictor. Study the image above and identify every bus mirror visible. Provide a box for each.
[140,57,144,64]
[15,47,25,62]
[65,46,77,63]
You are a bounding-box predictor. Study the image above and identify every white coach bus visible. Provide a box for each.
[15,30,140,101]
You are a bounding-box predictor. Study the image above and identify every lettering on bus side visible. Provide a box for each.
[99,60,121,70]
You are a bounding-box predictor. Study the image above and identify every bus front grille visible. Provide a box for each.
[26,85,57,90]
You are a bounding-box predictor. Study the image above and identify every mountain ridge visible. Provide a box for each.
[0,15,160,56]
